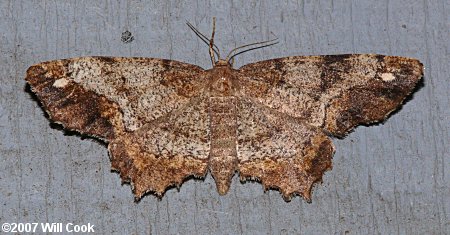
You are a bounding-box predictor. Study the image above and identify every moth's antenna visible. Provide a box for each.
[225,38,279,63]
[209,17,217,66]
[186,20,221,65]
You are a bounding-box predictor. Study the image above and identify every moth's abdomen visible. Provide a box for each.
[208,96,238,195]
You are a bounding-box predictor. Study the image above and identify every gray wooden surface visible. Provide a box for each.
[0,0,448,234]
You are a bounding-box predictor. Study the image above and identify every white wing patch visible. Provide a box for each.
[53,78,69,88]
[381,73,396,81]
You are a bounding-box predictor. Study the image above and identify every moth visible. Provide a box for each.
[25,19,423,201]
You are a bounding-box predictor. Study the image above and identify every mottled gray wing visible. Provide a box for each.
[109,96,210,198]
[238,54,423,136]
[26,56,205,141]
[236,99,334,201]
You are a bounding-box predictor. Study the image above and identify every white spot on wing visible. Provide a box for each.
[53,78,69,88]
[381,73,395,81]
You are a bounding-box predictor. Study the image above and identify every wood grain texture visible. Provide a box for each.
[1,0,448,234]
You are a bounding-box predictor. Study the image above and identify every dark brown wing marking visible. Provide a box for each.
[239,54,423,136]
[26,57,205,140]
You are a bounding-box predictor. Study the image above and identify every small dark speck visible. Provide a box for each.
[401,24,407,29]
[121,30,134,43]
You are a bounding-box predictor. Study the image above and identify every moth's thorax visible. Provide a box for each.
[207,63,239,96]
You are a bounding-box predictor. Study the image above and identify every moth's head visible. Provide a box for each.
[187,18,278,68]
[215,59,231,67]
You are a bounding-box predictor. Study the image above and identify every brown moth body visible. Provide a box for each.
[25,20,423,201]
[207,60,239,195]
